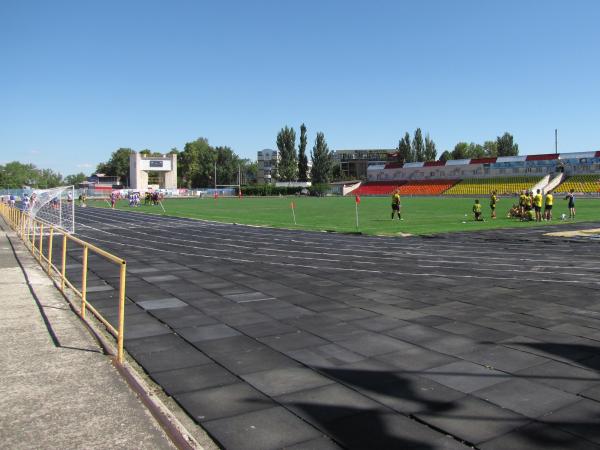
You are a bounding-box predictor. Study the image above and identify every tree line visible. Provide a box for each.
[95,141,257,188]
[438,132,519,162]
[396,129,518,163]
[0,161,86,189]
[276,124,334,184]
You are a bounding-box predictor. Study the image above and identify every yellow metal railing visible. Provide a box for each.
[0,203,127,363]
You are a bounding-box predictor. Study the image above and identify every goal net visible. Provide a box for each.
[28,186,75,234]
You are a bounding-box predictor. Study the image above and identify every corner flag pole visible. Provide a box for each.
[291,201,297,225]
[159,201,166,213]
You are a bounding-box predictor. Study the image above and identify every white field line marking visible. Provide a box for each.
[82,204,592,260]
[76,225,600,287]
[76,212,600,282]
[78,207,585,256]
[77,209,598,269]
[237,297,276,303]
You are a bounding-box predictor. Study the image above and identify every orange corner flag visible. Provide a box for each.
[355,195,361,204]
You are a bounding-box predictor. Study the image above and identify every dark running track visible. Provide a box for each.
[68,206,600,450]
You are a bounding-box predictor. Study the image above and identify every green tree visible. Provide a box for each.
[424,134,437,161]
[412,128,425,162]
[439,150,452,162]
[276,126,297,181]
[241,160,258,184]
[397,132,412,162]
[215,146,242,185]
[496,132,519,156]
[178,138,212,188]
[0,161,63,188]
[310,132,333,184]
[298,123,309,181]
[63,172,87,186]
[96,148,133,185]
[467,143,485,158]
[451,142,470,160]
[483,140,498,157]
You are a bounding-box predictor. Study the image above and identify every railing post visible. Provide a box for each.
[47,228,54,275]
[116,261,127,364]
[81,246,88,318]
[39,223,44,262]
[61,234,67,292]
[31,220,36,251]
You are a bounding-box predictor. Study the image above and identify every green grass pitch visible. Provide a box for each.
[94,196,600,236]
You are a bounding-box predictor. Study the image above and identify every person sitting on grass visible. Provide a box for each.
[473,199,484,221]
[507,203,520,218]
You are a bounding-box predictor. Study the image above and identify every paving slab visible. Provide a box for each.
[515,360,600,394]
[472,378,580,418]
[286,343,366,368]
[458,344,548,372]
[133,344,212,373]
[276,383,382,425]
[150,363,238,395]
[479,422,600,450]
[258,330,329,352]
[242,366,335,396]
[423,361,511,393]
[202,406,322,450]
[70,209,600,449]
[415,395,531,445]
[137,297,188,310]
[176,323,241,342]
[212,344,300,374]
[174,382,274,423]
[541,398,600,444]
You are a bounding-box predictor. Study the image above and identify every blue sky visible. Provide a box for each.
[1,0,599,177]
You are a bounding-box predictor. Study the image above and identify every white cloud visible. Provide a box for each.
[76,163,93,168]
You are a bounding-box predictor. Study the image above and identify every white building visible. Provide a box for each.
[257,149,279,184]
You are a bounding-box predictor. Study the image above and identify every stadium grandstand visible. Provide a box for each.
[554,174,600,193]
[353,181,405,196]
[343,150,600,196]
[443,177,544,195]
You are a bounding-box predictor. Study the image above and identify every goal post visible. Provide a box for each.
[28,185,75,234]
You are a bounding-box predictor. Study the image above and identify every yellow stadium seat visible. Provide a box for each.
[443,177,544,196]
[555,175,600,193]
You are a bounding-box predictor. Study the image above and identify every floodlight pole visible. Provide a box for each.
[214,161,217,190]
[555,129,558,154]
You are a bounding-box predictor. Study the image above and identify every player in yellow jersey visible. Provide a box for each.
[533,189,543,222]
[391,190,402,220]
[518,191,527,217]
[489,191,498,219]
[473,199,483,221]
[544,190,554,221]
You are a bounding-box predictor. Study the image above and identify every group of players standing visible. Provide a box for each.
[503,189,577,221]
[390,187,577,223]
[514,189,555,222]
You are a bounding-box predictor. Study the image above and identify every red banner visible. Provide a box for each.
[355,195,361,204]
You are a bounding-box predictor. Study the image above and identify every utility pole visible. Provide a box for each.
[214,161,217,190]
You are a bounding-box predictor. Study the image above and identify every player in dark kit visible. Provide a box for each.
[489,191,498,219]
[565,189,576,219]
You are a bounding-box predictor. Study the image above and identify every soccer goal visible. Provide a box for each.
[28,185,75,234]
